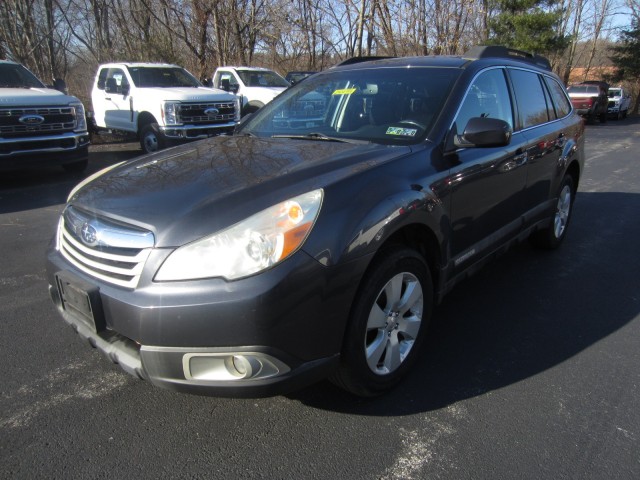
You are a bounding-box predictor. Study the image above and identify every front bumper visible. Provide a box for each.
[160,122,236,140]
[0,132,89,170]
[46,246,365,397]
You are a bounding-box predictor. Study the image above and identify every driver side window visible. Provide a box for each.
[455,69,513,135]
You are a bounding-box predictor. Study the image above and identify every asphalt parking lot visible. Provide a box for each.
[1,118,639,479]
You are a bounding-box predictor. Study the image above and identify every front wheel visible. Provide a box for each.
[530,175,575,249]
[331,247,433,396]
[140,123,164,154]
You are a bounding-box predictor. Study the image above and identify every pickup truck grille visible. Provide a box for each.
[0,107,76,138]
[179,102,236,124]
[58,206,154,289]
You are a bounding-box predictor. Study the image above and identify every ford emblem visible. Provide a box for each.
[19,114,45,125]
[204,108,220,116]
[81,223,98,246]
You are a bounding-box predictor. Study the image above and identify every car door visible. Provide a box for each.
[508,69,568,224]
[448,68,529,271]
[102,68,133,131]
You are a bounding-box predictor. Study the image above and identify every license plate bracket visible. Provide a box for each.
[55,272,106,333]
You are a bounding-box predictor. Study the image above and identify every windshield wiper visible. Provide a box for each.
[272,132,368,144]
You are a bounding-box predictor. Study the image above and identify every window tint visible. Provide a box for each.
[510,69,550,129]
[455,68,513,135]
[104,68,129,94]
[545,77,572,118]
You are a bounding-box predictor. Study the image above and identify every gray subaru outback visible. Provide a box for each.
[47,46,584,397]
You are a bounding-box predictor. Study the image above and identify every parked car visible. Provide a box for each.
[567,81,609,124]
[91,63,240,154]
[212,66,290,115]
[285,71,317,85]
[607,86,631,120]
[47,46,584,397]
[0,60,89,172]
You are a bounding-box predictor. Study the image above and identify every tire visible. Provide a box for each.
[62,159,88,173]
[140,123,164,154]
[530,174,575,249]
[241,102,263,117]
[331,247,433,396]
[599,111,607,123]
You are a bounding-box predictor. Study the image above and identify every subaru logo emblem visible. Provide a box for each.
[19,114,45,125]
[80,223,98,246]
[204,108,220,116]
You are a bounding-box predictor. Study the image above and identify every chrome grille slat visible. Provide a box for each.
[59,207,155,289]
[178,102,237,124]
[0,106,77,136]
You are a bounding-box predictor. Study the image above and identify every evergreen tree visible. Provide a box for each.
[488,0,569,56]
[609,20,640,115]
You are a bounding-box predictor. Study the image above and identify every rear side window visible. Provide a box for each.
[510,69,550,129]
[544,77,572,118]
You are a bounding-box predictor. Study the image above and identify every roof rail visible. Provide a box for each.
[463,46,551,71]
[334,56,395,67]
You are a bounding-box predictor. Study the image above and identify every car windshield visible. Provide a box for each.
[608,89,621,98]
[127,67,201,88]
[237,70,290,88]
[0,63,45,88]
[238,66,460,144]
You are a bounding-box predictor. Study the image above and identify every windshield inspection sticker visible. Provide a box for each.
[386,127,417,137]
[332,87,357,95]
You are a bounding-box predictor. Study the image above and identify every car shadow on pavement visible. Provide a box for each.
[0,145,141,214]
[289,191,640,415]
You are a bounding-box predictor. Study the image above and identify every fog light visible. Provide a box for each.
[226,355,263,378]
[182,351,290,382]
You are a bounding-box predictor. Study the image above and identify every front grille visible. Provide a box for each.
[0,106,77,137]
[179,102,236,124]
[59,206,154,289]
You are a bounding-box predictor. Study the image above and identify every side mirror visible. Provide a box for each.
[454,117,512,148]
[52,78,67,94]
[220,78,231,91]
[121,84,130,96]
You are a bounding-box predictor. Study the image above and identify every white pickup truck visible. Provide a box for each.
[607,86,632,120]
[0,60,89,172]
[91,63,240,154]
[212,66,289,116]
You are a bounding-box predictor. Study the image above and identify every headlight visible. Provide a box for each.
[71,102,87,132]
[234,96,241,122]
[162,101,181,125]
[155,189,323,281]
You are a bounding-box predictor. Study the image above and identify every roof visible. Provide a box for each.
[100,62,183,68]
[333,46,553,73]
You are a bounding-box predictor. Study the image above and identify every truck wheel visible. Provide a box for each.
[599,112,607,123]
[241,102,264,117]
[140,123,164,154]
[330,247,433,396]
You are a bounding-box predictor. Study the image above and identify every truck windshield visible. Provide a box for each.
[0,63,45,88]
[127,67,201,88]
[237,66,460,145]
[237,70,290,88]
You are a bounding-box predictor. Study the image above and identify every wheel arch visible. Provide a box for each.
[137,112,158,136]
[352,223,443,308]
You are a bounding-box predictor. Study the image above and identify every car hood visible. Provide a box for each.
[69,136,412,247]
[0,87,81,106]
[140,86,236,102]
